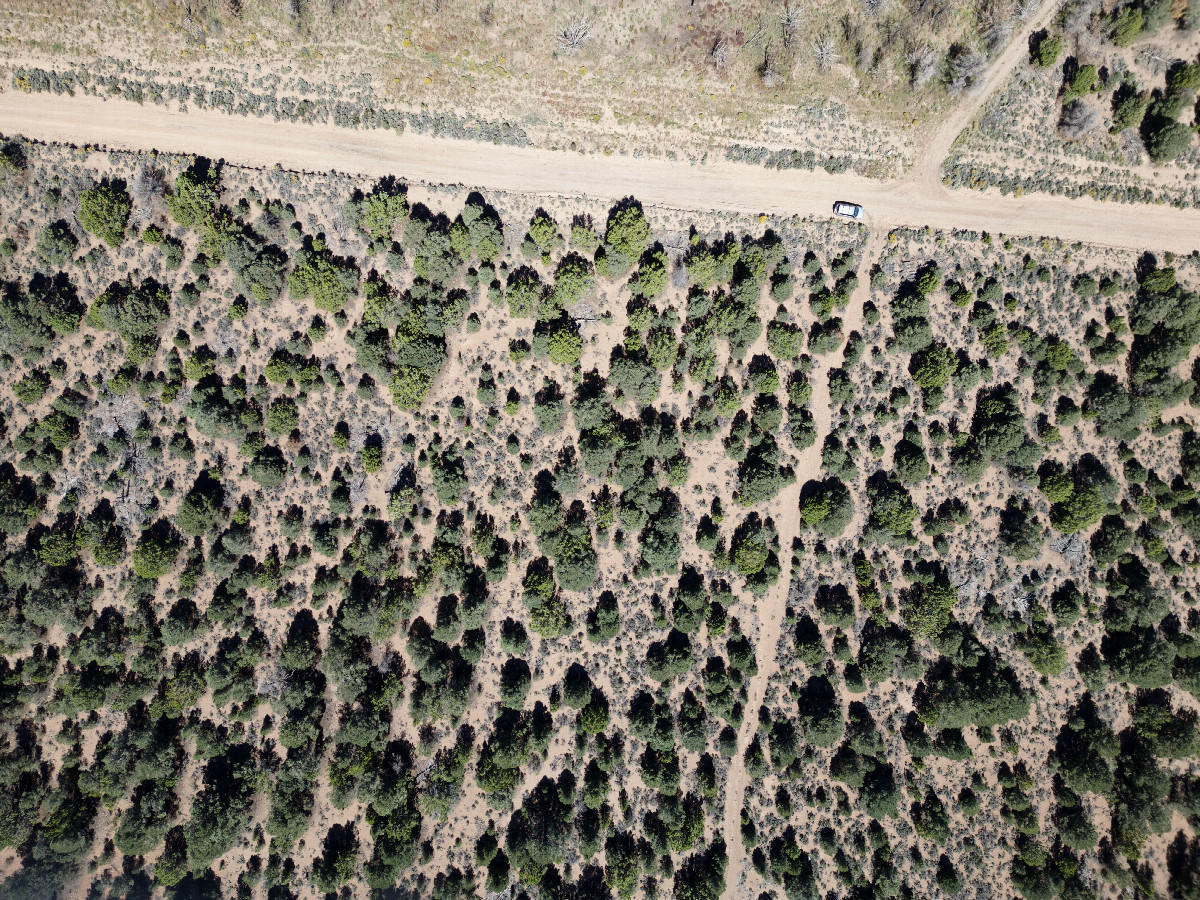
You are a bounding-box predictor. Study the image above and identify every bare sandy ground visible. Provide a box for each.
[1,89,1198,255]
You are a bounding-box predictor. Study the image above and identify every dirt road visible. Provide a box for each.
[1,89,1197,255]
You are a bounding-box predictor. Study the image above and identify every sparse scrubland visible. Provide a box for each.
[947,0,1200,206]
[0,133,1198,900]
[0,0,1072,176]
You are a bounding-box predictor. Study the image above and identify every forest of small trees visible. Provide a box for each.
[0,136,1196,900]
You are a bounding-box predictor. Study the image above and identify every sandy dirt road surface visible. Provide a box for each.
[0,3,1194,892]
[2,89,1198,255]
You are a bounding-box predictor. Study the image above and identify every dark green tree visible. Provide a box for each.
[88,277,171,362]
[79,182,132,247]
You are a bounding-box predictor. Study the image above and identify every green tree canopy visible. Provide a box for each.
[901,565,958,640]
[132,520,183,579]
[88,277,171,362]
[78,182,132,248]
[167,160,220,227]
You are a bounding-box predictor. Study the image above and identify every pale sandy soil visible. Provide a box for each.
[2,0,1197,258]
[909,0,1063,186]
[946,7,1200,206]
[1,11,1199,891]
[0,143,871,897]
[0,0,964,172]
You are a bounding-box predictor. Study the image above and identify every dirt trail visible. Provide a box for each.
[720,231,884,897]
[910,0,1063,189]
[1,90,1198,254]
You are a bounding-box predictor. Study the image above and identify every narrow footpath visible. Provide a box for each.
[719,230,884,896]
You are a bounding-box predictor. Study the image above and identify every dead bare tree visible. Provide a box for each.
[1118,126,1144,160]
[256,666,294,701]
[905,44,939,88]
[1062,0,1098,35]
[1001,591,1031,618]
[207,322,238,357]
[983,20,1013,56]
[557,15,592,56]
[96,395,143,442]
[1062,0,1099,55]
[945,45,985,95]
[760,45,785,86]
[913,0,952,28]
[856,42,876,71]
[1059,100,1100,139]
[813,34,841,71]
[56,473,82,501]
[1050,534,1086,565]
[711,38,732,71]
[350,416,394,452]
[182,11,203,40]
[743,19,771,50]
[131,165,167,227]
[329,210,355,253]
[1015,0,1037,18]
[570,302,600,324]
[114,444,152,531]
[781,4,804,51]
[349,476,370,510]
[1138,45,1170,75]
[863,0,891,18]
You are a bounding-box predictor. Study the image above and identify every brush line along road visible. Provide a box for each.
[1,89,1198,255]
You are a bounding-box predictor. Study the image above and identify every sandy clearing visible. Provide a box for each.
[1,90,1198,255]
